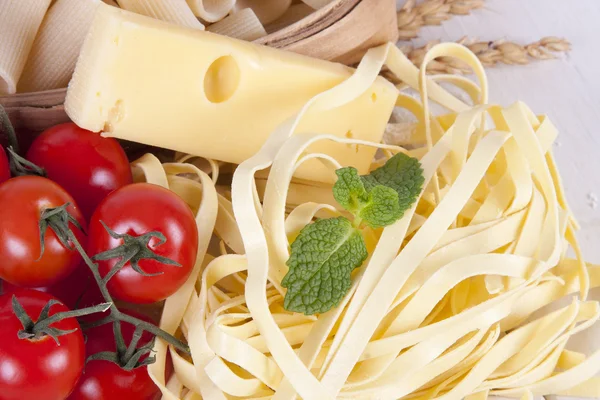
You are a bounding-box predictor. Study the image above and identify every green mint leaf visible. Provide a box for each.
[332,155,423,229]
[332,167,402,228]
[358,185,402,228]
[332,167,368,215]
[282,217,368,315]
[360,153,424,217]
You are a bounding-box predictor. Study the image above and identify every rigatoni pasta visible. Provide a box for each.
[18,0,101,93]
[118,0,204,29]
[0,0,52,94]
[206,8,266,41]
[185,0,235,23]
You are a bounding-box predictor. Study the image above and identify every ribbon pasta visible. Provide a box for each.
[131,42,600,399]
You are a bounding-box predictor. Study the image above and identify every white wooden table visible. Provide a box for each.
[395,0,600,395]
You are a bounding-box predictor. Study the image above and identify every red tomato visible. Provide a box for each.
[0,147,9,184]
[1,264,104,312]
[0,289,85,400]
[88,183,198,304]
[0,176,87,287]
[68,313,159,400]
[27,123,132,219]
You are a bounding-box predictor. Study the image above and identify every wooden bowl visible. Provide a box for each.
[0,0,397,139]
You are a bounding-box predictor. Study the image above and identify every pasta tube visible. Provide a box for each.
[18,0,101,93]
[0,0,52,94]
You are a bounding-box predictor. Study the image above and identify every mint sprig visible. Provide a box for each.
[282,153,424,315]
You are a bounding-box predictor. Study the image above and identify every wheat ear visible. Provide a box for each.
[398,0,485,40]
[403,36,571,75]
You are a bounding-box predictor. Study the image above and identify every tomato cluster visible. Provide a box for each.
[0,289,162,400]
[0,122,197,399]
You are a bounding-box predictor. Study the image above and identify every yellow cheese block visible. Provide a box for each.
[65,4,397,183]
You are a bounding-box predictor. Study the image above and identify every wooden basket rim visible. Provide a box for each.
[256,0,361,48]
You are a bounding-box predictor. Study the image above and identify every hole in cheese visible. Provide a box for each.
[204,55,240,103]
[371,92,377,103]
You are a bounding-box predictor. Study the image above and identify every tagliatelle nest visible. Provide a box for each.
[123,41,600,400]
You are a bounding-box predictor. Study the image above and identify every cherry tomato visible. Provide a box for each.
[68,313,159,400]
[0,289,85,400]
[0,147,9,184]
[88,183,198,304]
[0,176,87,287]
[1,264,103,312]
[27,123,132,219]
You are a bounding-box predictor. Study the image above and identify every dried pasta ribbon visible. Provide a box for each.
[18,0,101,93]
[125,155,220,398]
[0,0,52,94]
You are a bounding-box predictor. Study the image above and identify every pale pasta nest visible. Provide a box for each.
[129,43,599,400]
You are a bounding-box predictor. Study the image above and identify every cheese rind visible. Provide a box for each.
[65,4,397,182]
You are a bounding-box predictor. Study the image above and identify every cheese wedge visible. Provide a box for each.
[65,4,397,182]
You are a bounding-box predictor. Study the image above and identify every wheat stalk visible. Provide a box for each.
[397,0,485,40]
[395,36,571,77]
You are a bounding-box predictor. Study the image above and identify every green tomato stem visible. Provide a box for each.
[12,296,111,344]
[0,106,47,178]
[63,212,191,356]
[34,302,112,331]
[0,105,19,153]
[6,146,46,177]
